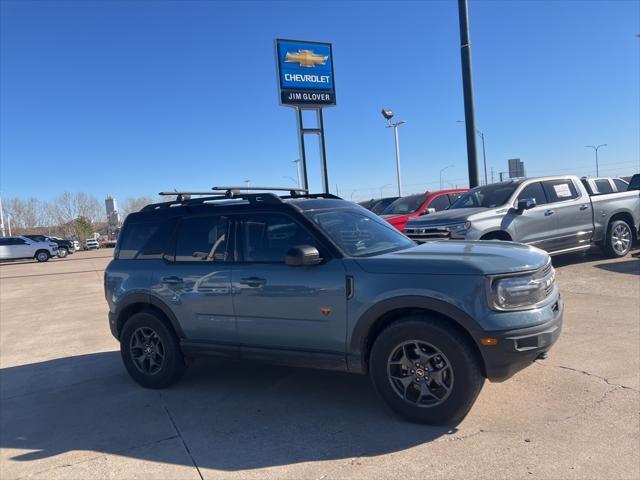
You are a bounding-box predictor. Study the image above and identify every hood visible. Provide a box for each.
[405,207,487,227]
[355,240,548,276]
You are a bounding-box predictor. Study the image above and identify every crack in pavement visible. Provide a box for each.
[542,362,640,392]
[14,435,180,480]
[159,392,204,480]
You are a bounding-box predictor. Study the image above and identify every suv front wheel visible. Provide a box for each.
[120,312,185,388]
[370,316,484,425]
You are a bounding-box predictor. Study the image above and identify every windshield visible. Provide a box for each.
[382,194,428,215]
[449,183,519,209]
[305,208,415,257]
[371,197,398,214]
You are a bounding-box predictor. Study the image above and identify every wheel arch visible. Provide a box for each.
[115,294,185,340]
[608,211,637,241]
[348,296,486,377]
[480,230,512,241]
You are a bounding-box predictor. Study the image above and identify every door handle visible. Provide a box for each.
[579,204,589,211]
[239,277,266,288]
[161,276,183,285]
[544,210,555,216]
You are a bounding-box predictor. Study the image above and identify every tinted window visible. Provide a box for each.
[594,179,613,194]
[382,194,427,215]
[119,221,174,260]
[11,238,27,245]
[517,182,548,206]
[25,235,47,242]
[175,216,229,262]
[449,183,520,209]
[240,213,317,263]
[428,194,450,211]
[305,208,414,257]
[448,192,464,203]
[613,179,628,192]
[0,238,10,246]
[371,197,398,214]
[543,180,580,202]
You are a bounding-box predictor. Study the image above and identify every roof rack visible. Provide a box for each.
[141,187,341,211]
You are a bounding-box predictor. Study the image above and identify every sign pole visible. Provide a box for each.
[317,109,329,194]
[296,108,310,190]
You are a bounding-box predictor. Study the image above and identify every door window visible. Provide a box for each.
[174,216,229,262]
[118,220,175,260]
[613,179,628,192]
[542,180,580,203]
[517,182,548,206]
[239,213,317,263]
[594,179,613,194]
[428,194,450,211]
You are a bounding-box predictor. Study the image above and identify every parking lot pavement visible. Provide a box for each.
[1,248,638,480]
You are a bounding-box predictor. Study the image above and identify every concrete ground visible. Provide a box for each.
[1,247,638,480]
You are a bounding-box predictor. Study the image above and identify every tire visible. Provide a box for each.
[120,312,185,388]
[58,247,68,258]
[35,250,50,262]
[604,219,633,258]
[370,316,484,425]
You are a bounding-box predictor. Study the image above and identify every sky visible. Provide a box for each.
[1,0,639,203]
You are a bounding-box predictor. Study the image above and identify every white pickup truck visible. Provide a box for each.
[404,175,640,258]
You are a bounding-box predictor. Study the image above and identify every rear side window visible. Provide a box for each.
[594,179,613,194]
[543,180,579,203]
[428,194,450,211]
[613,179,628,192]
[174,216,229,262]
[517,182,548,206]
[118,221,173,260]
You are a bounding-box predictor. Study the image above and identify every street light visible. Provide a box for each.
[292,159,302,189]
[584,144,608,176]
[382,108,406,197]
[379,183,392,198]
[440,165,454,190]
[457,120,487,185]
[244,179,251,191]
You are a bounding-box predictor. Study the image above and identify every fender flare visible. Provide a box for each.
[348,295,481,373]
[115,292,186,339]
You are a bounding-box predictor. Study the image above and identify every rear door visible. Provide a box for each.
[510,181,558,250]
[542,178,593,251]
[149,215,236,344]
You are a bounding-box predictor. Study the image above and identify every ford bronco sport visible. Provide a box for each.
[105,188,563,425]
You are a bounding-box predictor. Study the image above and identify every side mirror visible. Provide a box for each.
[285,245,322,267]
[516,198,536,212]
[421,207,436,216]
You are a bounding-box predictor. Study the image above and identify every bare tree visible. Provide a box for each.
[46,192,104,239]
[4,197,48,232]
[121,196,156,219]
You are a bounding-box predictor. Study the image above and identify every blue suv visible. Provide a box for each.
[105,189,563,424]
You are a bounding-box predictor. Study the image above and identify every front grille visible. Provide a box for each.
[533,261,556,299]
[405,227,451,242]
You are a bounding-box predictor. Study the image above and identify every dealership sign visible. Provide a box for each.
[276,39,335,107]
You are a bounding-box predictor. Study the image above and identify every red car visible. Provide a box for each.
[380,188,469,231]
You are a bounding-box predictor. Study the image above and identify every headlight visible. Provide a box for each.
[488,263,555,311]
[449,221,471,231]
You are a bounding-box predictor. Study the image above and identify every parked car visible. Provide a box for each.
[73,240,81,251]
[24,235,75,258]
[359,197,400,214]
[0,236,59,262]
[84,238,100,250]
[105,189,562,425]
[404,175,640,258]
[580,176,629,195]
[381,189,468,231]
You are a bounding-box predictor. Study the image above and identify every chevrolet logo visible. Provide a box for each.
[285,49,328,68]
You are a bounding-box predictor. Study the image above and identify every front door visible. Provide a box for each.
[231,212,347,357]
[151,214,235,343]
[510,181,558,251]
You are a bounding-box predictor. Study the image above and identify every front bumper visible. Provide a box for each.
[481,296,563,382]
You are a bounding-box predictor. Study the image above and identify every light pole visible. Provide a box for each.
[292,159,302,189]
[440,165,454,190]
[244,179,251,191]
[584,144,607,176]
[379,183,392,198]
[0,196,5,237]
[382,108,406,197]
[457,120,487,184]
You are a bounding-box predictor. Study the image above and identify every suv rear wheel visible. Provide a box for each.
[120,312,185,388]
[370,316,484,425]
[58,247,68,258]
